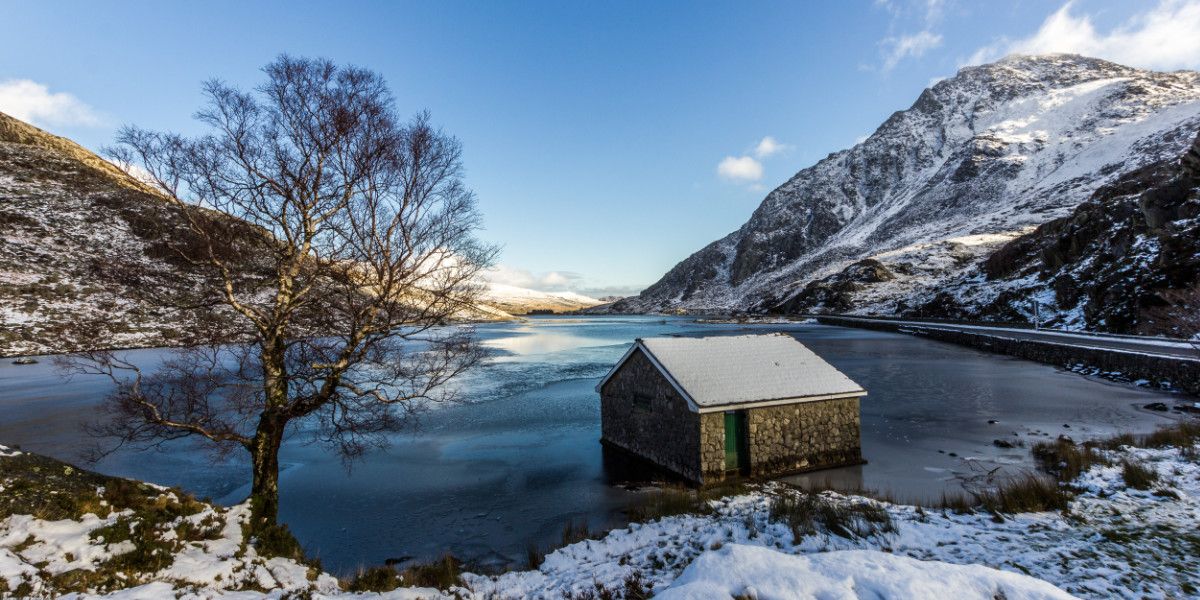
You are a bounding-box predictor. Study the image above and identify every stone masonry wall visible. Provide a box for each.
[744,397,862,477]
[699,398,863,483]
[600,348,702,481]
[698,412,727,483]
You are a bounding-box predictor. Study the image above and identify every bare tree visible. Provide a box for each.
[58,56,496,532]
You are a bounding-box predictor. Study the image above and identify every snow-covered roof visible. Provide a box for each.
[597,333,865,412]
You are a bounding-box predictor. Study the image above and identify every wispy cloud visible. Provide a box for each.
[484,264,583,291]
[967,0,1200,70]
[753,136,789,158]
[876,0,947,71]
[0,79,102,128]
[881,30,944,71]
[717,155,764,182]
[484,264,642,299]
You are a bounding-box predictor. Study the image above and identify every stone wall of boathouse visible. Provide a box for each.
[747,397,862,478]
[601,349,865,485]
[699,397,863,483]
[599,348,703,482]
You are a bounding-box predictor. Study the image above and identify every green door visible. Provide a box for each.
[724,411,745,471]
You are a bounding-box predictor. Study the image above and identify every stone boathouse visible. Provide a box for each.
[597,333,865,485]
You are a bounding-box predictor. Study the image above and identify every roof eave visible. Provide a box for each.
[594,340,704,412]
[694,390,867,413]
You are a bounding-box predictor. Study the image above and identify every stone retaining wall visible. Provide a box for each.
[816,316,1200,396]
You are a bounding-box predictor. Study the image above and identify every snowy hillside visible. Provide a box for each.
[0,111,248,357]
[614,55,1200,321]
[0,112,561,357]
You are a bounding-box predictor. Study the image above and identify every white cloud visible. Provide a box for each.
[110,158,159,186]
[484,264,643,299]
[874,0,947,71]
[484,264,584,292]
[967,0,1200,70]
[0,79,102,128]
[717,155,764,182]
[881,30,944,71]
[753,136,789,158]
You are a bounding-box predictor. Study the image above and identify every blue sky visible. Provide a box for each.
[3,0,1199,297]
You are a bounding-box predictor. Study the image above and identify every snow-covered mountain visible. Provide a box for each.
[481,283,601,315]
[614,55,1200,326]
[905,129,1199,335]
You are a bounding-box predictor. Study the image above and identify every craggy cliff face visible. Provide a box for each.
[614,55,1200,327]
[916,130,1200,335]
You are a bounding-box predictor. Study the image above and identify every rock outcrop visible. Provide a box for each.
[915,131,1200,335]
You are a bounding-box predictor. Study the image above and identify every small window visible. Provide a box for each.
[633,393,653,411]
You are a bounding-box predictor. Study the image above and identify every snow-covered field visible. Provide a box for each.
[2,435,1198,599]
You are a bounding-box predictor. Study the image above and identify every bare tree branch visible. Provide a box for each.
[66,55,497,528]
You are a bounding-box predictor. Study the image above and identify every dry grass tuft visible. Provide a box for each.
[1031,438,1110,483]
[978,474,1070,514]
[768,491,894,540]
[1120,460,1159,490]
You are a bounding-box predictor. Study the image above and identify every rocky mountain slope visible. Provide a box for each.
[895,130,1199,335]
[613,55,1200,330]
[0,111,242,356]
[0,113,581,356]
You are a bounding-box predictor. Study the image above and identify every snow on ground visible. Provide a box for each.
[464,441,1200,599]
[3,439,1198,598]
[657,545,1074,600]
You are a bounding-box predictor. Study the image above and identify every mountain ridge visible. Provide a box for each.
[613,54,1200,328]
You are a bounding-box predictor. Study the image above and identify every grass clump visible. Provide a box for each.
[400,554,462,589]
[1140,421,1200,450]
[768,491,894,540]
[626,481,750,523]
[525,542,545,569]
[936,491,976,514]
[526,517,600,568]
[1032,438,1110,483]
[1120,460,1159,490]
[348,565,403,593]
[978,474,1069,514]
[248,520,306,562]
[560,518,593,547]
[350,554,462,591]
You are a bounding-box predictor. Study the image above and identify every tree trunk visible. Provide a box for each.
[249,414,286,528]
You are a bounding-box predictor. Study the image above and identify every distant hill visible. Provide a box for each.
[480,283,601,315]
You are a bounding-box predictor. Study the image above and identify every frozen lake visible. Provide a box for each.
[0,316,1179,574]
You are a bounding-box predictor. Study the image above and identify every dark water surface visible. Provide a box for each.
[0,316,1179,573]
